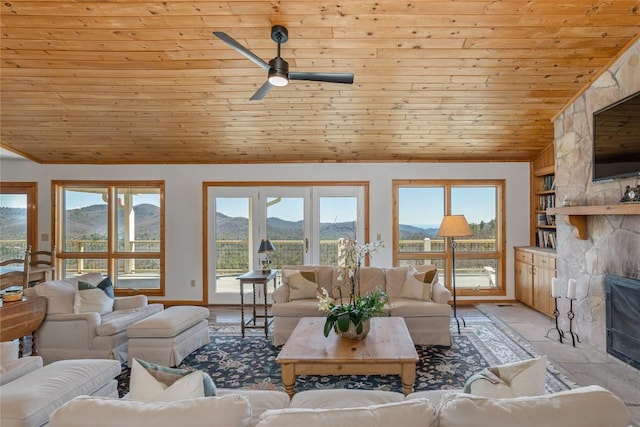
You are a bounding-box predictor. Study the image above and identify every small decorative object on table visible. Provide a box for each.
[258,238,276,272]
[2,290,23,302]
[318,238,387,339]
[620,185,640,203]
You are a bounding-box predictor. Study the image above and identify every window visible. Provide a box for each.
[393,180,505,296]
[0,182,37,261]
[205,183,367,304]
[54,181,164,296]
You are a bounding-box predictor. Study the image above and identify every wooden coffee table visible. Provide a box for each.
[276,316,419,397]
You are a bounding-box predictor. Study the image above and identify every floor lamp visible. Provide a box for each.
[438,215,472,334]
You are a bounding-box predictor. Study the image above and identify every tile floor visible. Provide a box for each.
[210,302,640,425]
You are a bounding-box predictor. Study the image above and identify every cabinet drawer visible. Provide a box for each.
[534,254,556,269]
[515,250,533,264]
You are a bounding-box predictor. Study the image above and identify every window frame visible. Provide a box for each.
[53,180,165,296]
[392,179,506,297]
[0,182,38,259]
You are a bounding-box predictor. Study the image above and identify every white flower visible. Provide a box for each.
[317,287,333,312]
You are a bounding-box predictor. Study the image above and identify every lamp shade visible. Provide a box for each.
[258,239,276,253]
[437,215,472,237]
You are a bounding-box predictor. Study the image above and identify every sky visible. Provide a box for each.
[217,187,496,227]
[217,197,357,223]
[0,194,26,208]
[399,187,496,226]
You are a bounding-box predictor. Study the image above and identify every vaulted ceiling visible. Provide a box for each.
[1,1,638,164]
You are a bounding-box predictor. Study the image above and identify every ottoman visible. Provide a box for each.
[127,306,210,367]
[0,358,120,427]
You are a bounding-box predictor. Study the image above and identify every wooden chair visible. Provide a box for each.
[0,248,30,290]
[27,245,56,284]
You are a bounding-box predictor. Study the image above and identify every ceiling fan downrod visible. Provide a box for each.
[268,25,289,86]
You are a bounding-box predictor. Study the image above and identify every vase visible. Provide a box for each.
[337,318,370,340]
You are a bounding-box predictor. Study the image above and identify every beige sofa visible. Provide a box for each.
[24,273,163,364]
[271,265,452,346]
[0,355,121,427]
[48,385,631,427]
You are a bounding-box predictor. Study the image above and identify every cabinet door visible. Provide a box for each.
[533,254,556,317]
[515,259,533,307]
[533,265,553,316]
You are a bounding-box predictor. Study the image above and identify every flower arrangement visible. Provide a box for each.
[318,238,387,338]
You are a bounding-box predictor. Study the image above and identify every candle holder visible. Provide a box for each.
[545,296,564,343]
[565,297,581,347]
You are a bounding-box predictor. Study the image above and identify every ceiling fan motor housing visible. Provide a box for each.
[269,57,289,74]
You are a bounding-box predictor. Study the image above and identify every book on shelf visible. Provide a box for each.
[541,175,555,192]
[537,214,547,226]
[538,194,556,210]
[537,230,557,249]
[537,213,556,226]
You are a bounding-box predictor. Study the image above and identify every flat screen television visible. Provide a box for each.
[592,90,640,182]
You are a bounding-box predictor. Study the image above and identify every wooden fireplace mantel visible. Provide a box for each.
[547,204,640,239]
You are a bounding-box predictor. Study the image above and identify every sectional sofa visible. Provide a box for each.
[48,386,631,427]
[271,264,452,346]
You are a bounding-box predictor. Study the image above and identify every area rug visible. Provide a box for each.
[117,312,575,396]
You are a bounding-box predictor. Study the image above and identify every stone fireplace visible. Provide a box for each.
[553,38,640,355]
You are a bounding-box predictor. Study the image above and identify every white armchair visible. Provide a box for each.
[24,273,163,364]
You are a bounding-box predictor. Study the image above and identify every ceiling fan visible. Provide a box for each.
[213,25,354,100]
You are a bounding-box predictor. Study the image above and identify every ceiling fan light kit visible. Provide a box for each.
[213,25,354,100]
[268,57,289,87]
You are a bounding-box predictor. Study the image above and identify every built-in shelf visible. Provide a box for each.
[547,204,640,239]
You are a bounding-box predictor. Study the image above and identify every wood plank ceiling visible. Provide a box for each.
[1,0,639,164]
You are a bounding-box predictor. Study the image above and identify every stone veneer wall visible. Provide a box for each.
[553,38,640,351]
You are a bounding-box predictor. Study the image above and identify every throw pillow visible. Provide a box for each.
[129,358,208,402]
[132,358,216,397]
[74,276,114,315]
[462,356,547,398]
[399,267,437,300]
[32,280,77,314]
[282,269,319,300]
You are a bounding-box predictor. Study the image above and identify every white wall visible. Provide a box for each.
[1,159,530,303]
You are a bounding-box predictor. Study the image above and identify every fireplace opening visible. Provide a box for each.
[606,274,640,370]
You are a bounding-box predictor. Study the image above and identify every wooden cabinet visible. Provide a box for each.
[531,144,556,249]
[514,247,556,317]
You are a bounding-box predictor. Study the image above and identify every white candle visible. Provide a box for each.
[551,277,559,298]
[567,279,577,300]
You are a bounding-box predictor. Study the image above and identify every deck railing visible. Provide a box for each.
[2,238,497,277]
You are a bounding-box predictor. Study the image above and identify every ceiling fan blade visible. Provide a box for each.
[212,31,270,71]
[289,72,354,84]
[250,81,273,101]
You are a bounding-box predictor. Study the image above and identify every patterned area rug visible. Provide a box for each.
[117,312,575,396]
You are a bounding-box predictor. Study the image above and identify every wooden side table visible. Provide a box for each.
[0,295,47,357]
[236,270,277,338]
